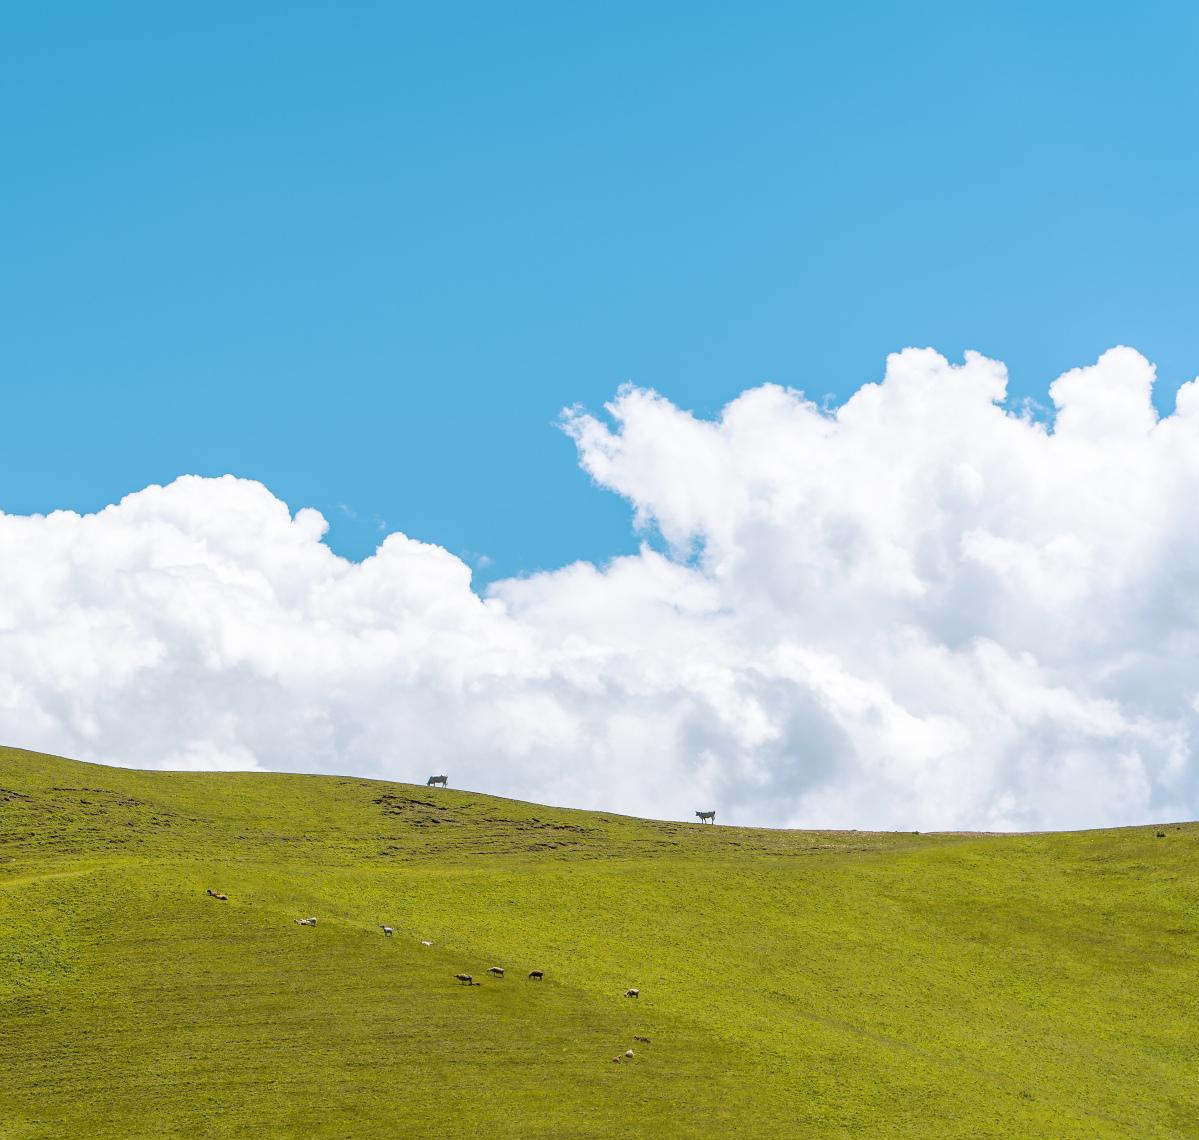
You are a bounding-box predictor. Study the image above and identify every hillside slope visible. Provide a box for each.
[1,746,1195,1139]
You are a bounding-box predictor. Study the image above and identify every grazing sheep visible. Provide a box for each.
[611,1056,622,1064]
[633,1035,651,1044]
[625,1050,634,1059]
[427,774,449,787]
[454,973,474,985]
[295,917,317,927]
[206,889,229,901]
[624,988,640,998]
[381,926,393,936]
[487,966,504,977]
[421,940,434,946]
[527,970,544,981]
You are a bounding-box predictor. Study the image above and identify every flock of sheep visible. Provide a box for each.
[441,954,649,1064]
[204,776,679,1065]
[206,887,650,1064]
[451,966,544,984]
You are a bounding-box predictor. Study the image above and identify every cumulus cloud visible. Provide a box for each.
[2,346,1197,830]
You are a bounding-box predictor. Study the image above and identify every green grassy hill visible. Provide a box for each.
[1,745,1195,1139]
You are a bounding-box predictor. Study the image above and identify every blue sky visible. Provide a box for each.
[3,1,1198,582]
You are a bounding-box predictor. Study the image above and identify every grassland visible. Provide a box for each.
[0,745,1195,1139]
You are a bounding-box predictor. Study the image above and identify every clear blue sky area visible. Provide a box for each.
[3,2,1197,580]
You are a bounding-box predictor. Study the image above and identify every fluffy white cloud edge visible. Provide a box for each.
[2,346,1197,831]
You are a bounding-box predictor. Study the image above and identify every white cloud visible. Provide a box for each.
[2,346,1197,830]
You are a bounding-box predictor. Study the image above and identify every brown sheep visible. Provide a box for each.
[206,889,229,901]
[624,988,640,998]
[633,1035,651,1044]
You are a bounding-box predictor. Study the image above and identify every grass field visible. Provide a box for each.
[1,745,1195,1139]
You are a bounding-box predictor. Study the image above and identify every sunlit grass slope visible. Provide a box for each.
[1,746,1195,1139]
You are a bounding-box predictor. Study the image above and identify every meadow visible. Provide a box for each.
[1,745,1195,1138]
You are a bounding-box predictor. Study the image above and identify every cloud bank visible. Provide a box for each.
[3,347,1198,829]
